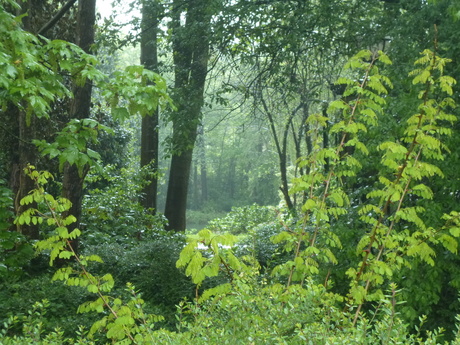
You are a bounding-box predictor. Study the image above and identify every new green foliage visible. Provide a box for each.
[3,41,460,343]
[13,166,164,343]
[272,50,393,287]
[176,228,250,302]
[344,49,459,322]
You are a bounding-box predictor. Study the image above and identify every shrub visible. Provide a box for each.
[207,204,276,235]
[0,180,35,279]
[82,231,195,327]
[0,273,97,340]
[235,221,289,270]
[81,164,166,246]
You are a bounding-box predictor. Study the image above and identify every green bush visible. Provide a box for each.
[82,231,195,327]
[0,273,97,340]
[0,180,34,279]
[207,204,276,235]
[235,221,289,270]
[0,300,96,345]
[82,164,166,246]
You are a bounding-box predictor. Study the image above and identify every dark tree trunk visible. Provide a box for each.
[165,149,194,230]
[140,0,160,214]
[9,0,80,239]
[164,0,211,231]
[13,2,39,238]
[61,0,96,253]
[16,111,39,239]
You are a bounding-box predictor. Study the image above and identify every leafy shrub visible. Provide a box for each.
[207,204,276,235]
[0,180,34,279]
[235,221,289,270]
[0,274,97,340]
[82,164,166,246]
[0,300,96,345]
[83,231,195,326]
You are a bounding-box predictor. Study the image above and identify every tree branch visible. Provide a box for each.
[37,0,78,36]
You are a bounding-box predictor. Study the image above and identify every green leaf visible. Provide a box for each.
[58,251,73,259]
[87,284,99,293]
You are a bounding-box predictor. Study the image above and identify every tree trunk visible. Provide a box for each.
[61,0,95,253]
[197,124,208,204]
[200,157,208,204]
[164,0,211,231]
[260,93,295,212]
[140,0,160,214]
[13,2,38,238]
[16,110,39,239]
[165,149,194,230]
[193,162,199,207]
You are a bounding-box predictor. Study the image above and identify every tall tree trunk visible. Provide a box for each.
[259,92,295,212]
[193,162,199,207]
[200,155,208,204]
[61,0,95,253]
[228,155,236,200]
[197,124,208,204]
[165,149,194,230]
[14,1,38,238]
[16,110,39,238]
[140,0,160,214]
[164,0,211,231]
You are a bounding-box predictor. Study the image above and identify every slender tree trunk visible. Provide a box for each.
[61,0,96,253]
[322,104,330,173]
[260,93,295,212]
[197,124,208,204]
[193,162,199,207]
[14,1,38,238]
[228,155,236,200]
[200,157,208,204]
[164,0,211,231]
[16,111,39,238]
[140,0,160,214]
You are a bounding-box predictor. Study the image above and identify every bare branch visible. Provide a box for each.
[37,0,78,36]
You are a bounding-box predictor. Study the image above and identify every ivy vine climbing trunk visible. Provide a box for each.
[164,0,212,231]
[140,0,160,214]
[61,0,96,252]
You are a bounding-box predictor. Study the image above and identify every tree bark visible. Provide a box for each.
[13,1,39,238]
[164,0,211,231]
[16,110,39,239]
[140,0,160,214]
[61,0,96,253]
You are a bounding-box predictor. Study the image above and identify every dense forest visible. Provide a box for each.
[2,0,460,343]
